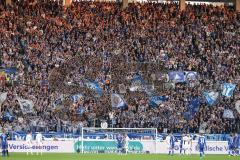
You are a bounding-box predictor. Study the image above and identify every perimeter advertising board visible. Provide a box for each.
[8,140,228,154]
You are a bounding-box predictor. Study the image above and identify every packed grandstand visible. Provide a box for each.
[0,0,239,138]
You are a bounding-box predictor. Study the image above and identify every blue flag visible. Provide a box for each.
[76,106,85,115]
[111,94,126,109]
[85,80,103,97]
[149,96,169,107]
[71,94,84,102]
[1,67,17,74]
[188,97,200,113]
[184,97,200,120]
[3,112,15,123]
[183,112,194,121]
[168,71,185,83]
[222,83,236,97]
[53,95,64,109]
[203,91,219,105]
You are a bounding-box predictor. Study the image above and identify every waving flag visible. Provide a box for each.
[85,80,103,97]
[2,67,17,74]
[76,106,85,115]
[183,112,194,121]
[145,84,155,96]
[119,84,126,94]
[168,71,185,83]
[203,91,219,105]
[184,97,200,120]
[222,83,236,97]
[129,73,145,92]
[17,98,34,114]
[53,95,64,109]
[71,94,84,102]
[199,122,207,134]
[188,97,200,113]
[235,100,240,114]
[149,96,169,107]
[111,94,126,109]
[0,92,8,104]
[223,109,235,119]
[3,112,15,123]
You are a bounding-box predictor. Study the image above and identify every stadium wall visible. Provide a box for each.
[8,140,228,154]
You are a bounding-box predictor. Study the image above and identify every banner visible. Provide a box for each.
[222,83,236,97]
[111,94,126,109]
[0,92,8,104]
[235,100,240,114]
[2,67,17,74]
[222,109,235,119]
[17,98,34,114]
[184,71,198,81]
[149,96,169,107]
[203,91,219,105]
[167,71,198,83]
[168,71,185,83]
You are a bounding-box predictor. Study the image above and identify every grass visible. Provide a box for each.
[1,153,240,160]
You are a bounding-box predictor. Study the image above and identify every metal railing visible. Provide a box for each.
[9,130,230,141]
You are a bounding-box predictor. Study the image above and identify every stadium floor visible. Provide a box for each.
[3,153,240,160]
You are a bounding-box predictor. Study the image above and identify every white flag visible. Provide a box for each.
[111,94,126,108]
[223,109,235,119]
[17,98,34,114]
[199,122,207,134]
[0,92,8,104]
[235,100,240,114]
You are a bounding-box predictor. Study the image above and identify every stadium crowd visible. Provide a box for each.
[0,0,239,135]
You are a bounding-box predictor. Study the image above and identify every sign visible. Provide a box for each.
[74,140,143,152]
[8,141,74,153]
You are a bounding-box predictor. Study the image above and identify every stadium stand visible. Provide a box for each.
[0,0,239,139]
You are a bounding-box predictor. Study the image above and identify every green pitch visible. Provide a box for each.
[3,153,239,160]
